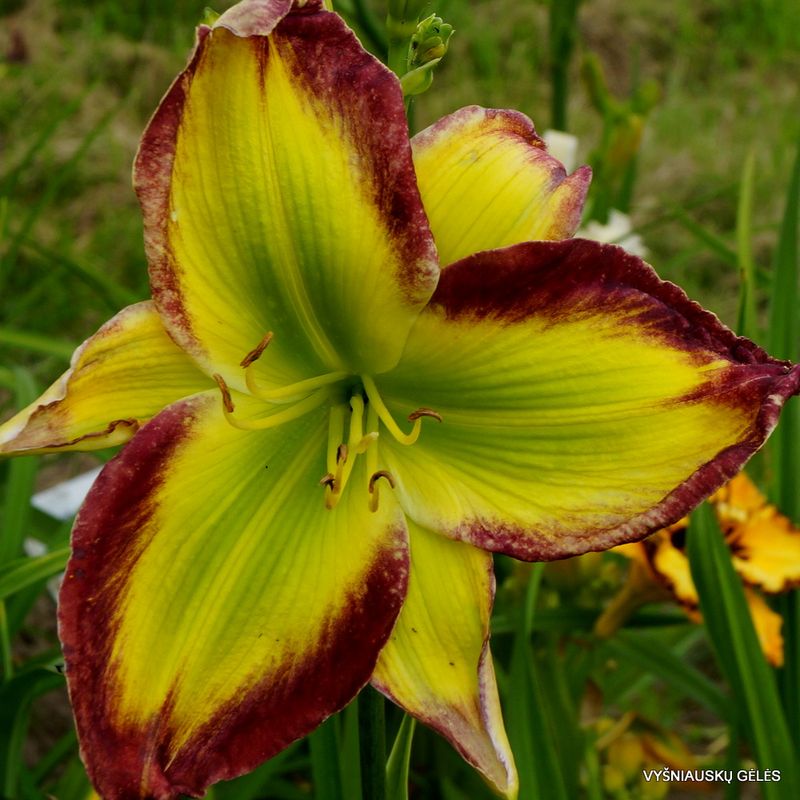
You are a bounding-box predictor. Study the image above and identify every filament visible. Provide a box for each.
[361,375,441,445]
[214,374,328,431]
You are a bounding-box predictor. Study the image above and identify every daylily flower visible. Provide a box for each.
[591,714,697,799]
[1,1,799,797]
[606,472,800,665]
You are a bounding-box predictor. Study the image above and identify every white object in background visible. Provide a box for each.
[31,467,103,521]
[542,129,579,173]
[580,209,648,259]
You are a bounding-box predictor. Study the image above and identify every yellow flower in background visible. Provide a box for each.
[609,472,798,665]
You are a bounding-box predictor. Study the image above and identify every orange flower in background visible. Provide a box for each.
[609,472,798,666]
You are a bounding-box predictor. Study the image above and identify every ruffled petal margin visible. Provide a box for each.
[372,521,517,798]
[377,239,800,560]
[0,302,210,455]
[59,392,408,799]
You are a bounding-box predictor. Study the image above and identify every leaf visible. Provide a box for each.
[386,714,415,800]
[309,715,343,800]
[687,503,799,799]
[604,629,731,721]
[0,548,70,602]
[736,148,758,340]
[505,564,569,800]
[0,368,39,567]
[0,668,65,798]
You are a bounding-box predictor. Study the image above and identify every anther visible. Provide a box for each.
[319,473,336,488]
[240,332,274,368]
[368,470,395,513]
[355,431,379,453]
[336,443,348,464]
[369,470,396,492]
[408,408,443,423]
[213,374,234,413]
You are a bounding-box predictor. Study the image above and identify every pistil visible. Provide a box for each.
[361,375,442,445]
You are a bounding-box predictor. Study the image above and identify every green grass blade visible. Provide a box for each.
[767,130,800,746]
[386,715,415,800]
[47,756,94,800]
[340,698,362,800]
[604,629,731,721]
[670,205,740,268]
[0,369,39,567]
[359,685,386,800]
[768,131,800,365]
[0,548,70,601]
[0,328,75,360]
[767,131,800,514]
[736,148,758,339]
[309,715,343,800]
[777,592,800,746]
[214,744,304,799]
[29,728,77,785]
[0,605,11,684]
[0,668,65,799]
[505,564,569,800]
[23,241,141,312]
[687,503,799,798]
[3,102,122,275]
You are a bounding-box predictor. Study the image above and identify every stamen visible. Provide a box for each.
[365,405,380,480]
[355,431,379,453]
[213,374,234,413]
[369,470,395,491]
[408,408,443,423]
[219,384,328,431]
[245,368,348,404]
[326,404,347,476]
[361,375,442,446]
[368,470,395,513]
[239,331,274,368]
[326,394,368,510]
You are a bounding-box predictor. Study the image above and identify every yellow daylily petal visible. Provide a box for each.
[0,302,210,455]
[713,473,800,592]
[412,106,591,266]
[59,392,408,799]
[649,530,699,610]
[135,2,438,389]
[372,521,517,798]
[376,240,800,560]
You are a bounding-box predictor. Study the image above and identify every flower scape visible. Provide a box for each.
[1,1,799,798]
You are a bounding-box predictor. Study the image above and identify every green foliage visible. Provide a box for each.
[1,1,798,798]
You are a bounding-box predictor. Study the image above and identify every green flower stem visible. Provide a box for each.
[358,685,386,800]
[386,16,416,77]
[0,604,11,683]
[549,0,581,130]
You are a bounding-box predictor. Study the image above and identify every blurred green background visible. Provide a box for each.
[1,1,799,798]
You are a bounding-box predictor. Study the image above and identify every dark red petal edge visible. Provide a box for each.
[432,238,800,561]
[411,104,548,152]
[58,395,409,800]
